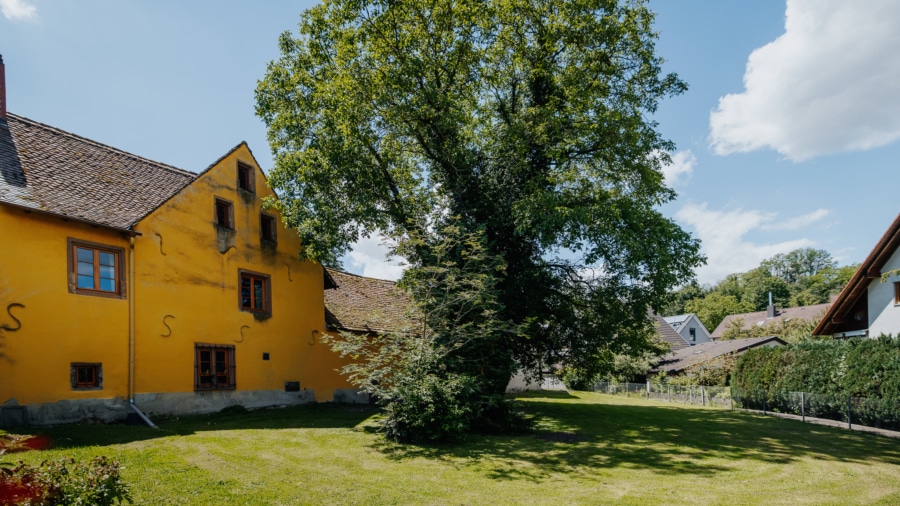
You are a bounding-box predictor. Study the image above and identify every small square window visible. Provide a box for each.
[67,239,126,298]
[260,213,277,243]
[215,198,234,230]
[239,270,272,315]
[195,344,235,391]
[237,162,254,193]
[71,363,102,390]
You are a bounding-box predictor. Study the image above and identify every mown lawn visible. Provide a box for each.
[4,391,900,505]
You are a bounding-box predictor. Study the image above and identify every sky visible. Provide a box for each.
[2,0,899,285]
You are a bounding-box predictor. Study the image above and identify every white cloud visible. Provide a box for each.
[661,150,696,188]
[675,202,827,284]
[0,0,37,21]
[709,0,900,161]
[761,208,829,231]
[344,234,405,281]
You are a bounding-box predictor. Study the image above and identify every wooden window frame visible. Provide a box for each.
[71,362,102,390]
[215,197,235,230]
[260,213,277,244]
[194,344,236,391]
[237,161,255,194]
[894,282,900,305]
[67,238,126,299]
[239,269,272,316]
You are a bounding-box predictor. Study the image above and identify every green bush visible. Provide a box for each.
[732,336,900,428]
[0,456,131,505]
[381,373,479,444]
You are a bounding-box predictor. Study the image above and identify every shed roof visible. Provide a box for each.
[0,113,196,230]
[652,336,787,374]
[324,269,416,333]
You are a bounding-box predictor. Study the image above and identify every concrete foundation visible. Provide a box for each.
[24,397,130,426]
[133,389,317,416]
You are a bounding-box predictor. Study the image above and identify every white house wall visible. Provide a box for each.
[869,246,900,338]
[675,315,712,345]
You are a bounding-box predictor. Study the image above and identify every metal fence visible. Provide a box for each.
[732,389,900,432]
[592,382,732,409]
[589,381,900,432]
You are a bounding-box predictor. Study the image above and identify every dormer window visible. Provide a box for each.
[237,162,254,193]
[215,198,234,229]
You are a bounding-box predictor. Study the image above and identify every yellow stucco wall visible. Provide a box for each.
[131,145,352,402]
[1,144,355,417]
[0,206,130,405]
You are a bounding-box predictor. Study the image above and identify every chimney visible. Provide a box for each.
[766,291,776,318]
[0,54,6,120]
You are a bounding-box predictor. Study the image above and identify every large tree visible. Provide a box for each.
[256,0,702,412]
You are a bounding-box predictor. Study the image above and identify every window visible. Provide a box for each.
[215,198,234,229]
[689,328,697,342]
[260,213,277,243]
[239,270,271,314]
[195,344,235,390]
[237,162,254,193]
[895,282,900,305]
[67,239,125,298]
[71,363,102,390]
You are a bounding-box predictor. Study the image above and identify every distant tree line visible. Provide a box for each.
[662,248,857,332]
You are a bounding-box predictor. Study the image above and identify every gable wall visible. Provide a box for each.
[868,246,900,337]
[130,145,354,414]
[674,315,712,345]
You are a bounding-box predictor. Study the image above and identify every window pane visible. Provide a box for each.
[76,247,93,263]
[99,278,116,292]
[99,251,115,266]
[77,261,94,276]
[254,279,264,309]
[99,264,116,280]
[199,351,211,372]
[77,275,95,289]
[241,277,251,308]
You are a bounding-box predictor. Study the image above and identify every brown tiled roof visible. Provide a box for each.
[651,311,690,351]
[814,211,900,336]
[0,113,196,230]
[324,269,417,333]
[711,302,830,339]
[652,336,787,374]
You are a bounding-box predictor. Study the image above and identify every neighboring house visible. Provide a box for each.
[0,59,362,426]
[652,312,691,351]
[814,211,900,338]
[651,336,787,377]
[662,313,712,345]
[711,302,830,340]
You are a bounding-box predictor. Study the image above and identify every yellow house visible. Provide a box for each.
[0,59,364,426]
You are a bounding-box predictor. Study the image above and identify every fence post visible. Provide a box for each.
[689,385,693,405]
[701,386,706,407]
[801,392,805,423]
[730,385,734,411]
[647,380,651,398]
[668,384,671,403]
[847,396,852,430]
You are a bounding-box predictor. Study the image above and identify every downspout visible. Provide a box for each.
[128,235,157,429]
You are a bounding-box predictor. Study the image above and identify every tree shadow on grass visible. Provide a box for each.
[374,393,900,482]
[11,403,380,450]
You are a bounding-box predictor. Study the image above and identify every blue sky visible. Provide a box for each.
[2,0,898,285]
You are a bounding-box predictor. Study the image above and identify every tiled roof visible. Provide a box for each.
[652,336,786,374]
[0,113,196,230]
[652,312,690,351]
[324,269,417,333]
[710,302,830,339]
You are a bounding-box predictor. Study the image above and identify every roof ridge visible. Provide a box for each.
[8,112,198,179]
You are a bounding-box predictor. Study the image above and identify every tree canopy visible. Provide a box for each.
[256,0,702,438]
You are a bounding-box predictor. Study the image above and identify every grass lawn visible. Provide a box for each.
[4,391,900,505]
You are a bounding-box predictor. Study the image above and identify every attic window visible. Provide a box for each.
[215,198,234,229]
[895,282,900,305]
[260,213,277,243]
[237,162,254,193]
